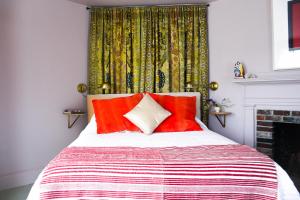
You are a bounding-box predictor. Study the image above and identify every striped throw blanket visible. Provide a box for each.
[40,145,277,200]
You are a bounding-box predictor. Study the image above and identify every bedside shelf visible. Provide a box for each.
[210,112,231,128]
[63,110,86,128]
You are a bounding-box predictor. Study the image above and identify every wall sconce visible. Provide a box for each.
[77,82,112,95]
[101,82,111,93]
[209,81,219,91]
[76,83,88,110]
[100,82,111,94]
[185,82,194,92]
[77,83,88,96]
[185,81,219,92]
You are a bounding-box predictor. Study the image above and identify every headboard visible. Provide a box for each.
[87,92,201,122]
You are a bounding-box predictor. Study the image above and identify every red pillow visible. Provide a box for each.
[92,94,143,134]
[149,93,202,132]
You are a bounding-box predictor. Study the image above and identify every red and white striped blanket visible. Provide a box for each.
[40,145,277,200]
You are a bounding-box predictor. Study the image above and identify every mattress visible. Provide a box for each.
[27,118,300,200]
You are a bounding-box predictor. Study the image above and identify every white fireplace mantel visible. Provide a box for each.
[233,70,300,85]
[234,77,300,147]
[233,78,300,85]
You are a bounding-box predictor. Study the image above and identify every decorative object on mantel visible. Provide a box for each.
[63,109,86,128]
[234,61,245,79]
[210,112,232,128]
[245,73,258,79]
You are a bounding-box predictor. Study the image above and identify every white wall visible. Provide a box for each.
[208,0,300,143]
[0,0,89,190]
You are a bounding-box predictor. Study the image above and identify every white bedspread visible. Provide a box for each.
[27,118,300,200]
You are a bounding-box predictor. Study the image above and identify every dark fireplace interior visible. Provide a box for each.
[273,122,300,192]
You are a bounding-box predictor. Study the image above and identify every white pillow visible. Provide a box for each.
[124,94,171,134]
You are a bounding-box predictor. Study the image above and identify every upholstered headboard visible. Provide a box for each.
[87,92,201,122]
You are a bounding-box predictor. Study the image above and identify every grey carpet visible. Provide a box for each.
[0,184,32,200]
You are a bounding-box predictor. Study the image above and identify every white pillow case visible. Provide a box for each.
[124,94,171,135]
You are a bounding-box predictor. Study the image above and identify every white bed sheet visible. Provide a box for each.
[27,118,300,200]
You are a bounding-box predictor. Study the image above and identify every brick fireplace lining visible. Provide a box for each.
[256,110,300,157]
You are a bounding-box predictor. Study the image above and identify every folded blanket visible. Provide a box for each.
[40,145,277,200]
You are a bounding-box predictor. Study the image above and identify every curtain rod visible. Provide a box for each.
[86,3,209,10]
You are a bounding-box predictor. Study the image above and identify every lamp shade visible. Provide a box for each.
[186,83,194,89]
[102,82,111,90]
[185,82,194,92]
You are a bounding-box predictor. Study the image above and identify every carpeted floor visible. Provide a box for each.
[0,184,32,200]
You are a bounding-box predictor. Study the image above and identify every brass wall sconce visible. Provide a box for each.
[185,81,219,92]
[77,82,112,95]
[77,83,88,96]
[185,82,194,92]
[102,82,111,91]
[101,82,111,93]
[209,81,219,91]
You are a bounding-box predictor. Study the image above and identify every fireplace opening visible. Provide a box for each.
[273,122,300,192]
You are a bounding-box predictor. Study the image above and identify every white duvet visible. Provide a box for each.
[27,118,300,200]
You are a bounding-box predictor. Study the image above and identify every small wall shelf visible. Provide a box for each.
[63,110,86,128]
[210,112,231,128]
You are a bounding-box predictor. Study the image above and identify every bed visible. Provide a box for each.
[27,93,300,200]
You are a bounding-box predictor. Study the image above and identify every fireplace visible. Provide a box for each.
[274,122,300,191]
[256,109,300,191]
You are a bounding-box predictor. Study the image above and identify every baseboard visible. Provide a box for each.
[0,167,43,191]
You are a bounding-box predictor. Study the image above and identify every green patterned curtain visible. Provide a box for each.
[88,5,209,124]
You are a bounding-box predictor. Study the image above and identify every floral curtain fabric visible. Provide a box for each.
[88,5,209,124]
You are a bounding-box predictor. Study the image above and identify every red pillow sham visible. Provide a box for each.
[148,93,202,132]
[92,94,143,134]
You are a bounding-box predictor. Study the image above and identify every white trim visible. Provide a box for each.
[245,98,300,106]
[233,78,300,85]
[233,70,300,85]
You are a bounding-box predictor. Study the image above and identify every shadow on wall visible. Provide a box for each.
[0,0,89,190]
[0,0,22,188]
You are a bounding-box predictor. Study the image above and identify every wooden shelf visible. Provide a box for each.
[63,110,86,128]
[210,112,231,128]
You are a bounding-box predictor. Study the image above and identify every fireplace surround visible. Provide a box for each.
[235,75,300,192]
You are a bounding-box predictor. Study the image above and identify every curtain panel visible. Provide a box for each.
[88,5,209,124]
